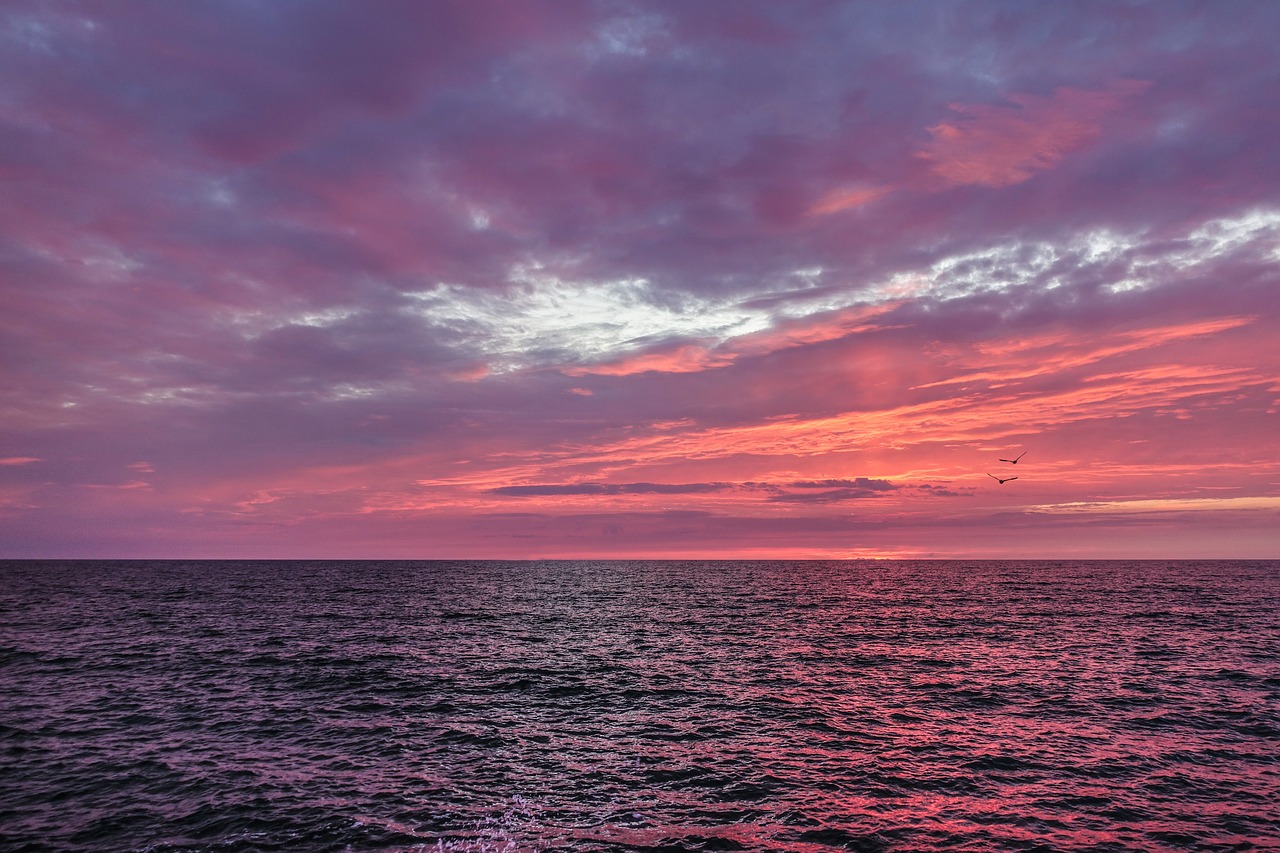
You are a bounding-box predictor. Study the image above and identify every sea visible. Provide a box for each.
[1,560,1277,852]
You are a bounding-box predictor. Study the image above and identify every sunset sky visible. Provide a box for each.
[2,1,1278,558]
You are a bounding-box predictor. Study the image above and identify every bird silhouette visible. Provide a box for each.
[999,451,1027,464]
[988,473,1018,484]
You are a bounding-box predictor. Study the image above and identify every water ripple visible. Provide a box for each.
[1,559,1277,851]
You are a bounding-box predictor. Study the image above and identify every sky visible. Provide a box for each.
[1,0,1278,559]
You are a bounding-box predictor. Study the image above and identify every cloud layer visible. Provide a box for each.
[2,1,1278,557]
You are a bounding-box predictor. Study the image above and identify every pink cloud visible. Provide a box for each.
[562,344,727,377]
[917,317,1256,390]
[917,80,1150,187]
[2,3,1279,558]
[810,185,892,216]
[564,304,899,377]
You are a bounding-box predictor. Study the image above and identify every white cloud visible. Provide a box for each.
[405,208,1280,373]
[403,268,770,372]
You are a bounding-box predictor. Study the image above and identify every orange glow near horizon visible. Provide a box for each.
[62,307,1272,559]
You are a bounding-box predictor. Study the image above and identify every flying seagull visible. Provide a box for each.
[988,473,1018,484]
[999,451,1027,464]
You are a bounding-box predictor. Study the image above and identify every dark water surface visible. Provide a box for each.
[1,560,1277,852]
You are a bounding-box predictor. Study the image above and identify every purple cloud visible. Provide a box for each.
[2,1,1279,557]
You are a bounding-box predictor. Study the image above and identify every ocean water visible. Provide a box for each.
[1,560,1277,852]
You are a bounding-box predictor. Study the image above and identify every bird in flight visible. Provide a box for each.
[988,473,1018,484]
[999,451,1027,464]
